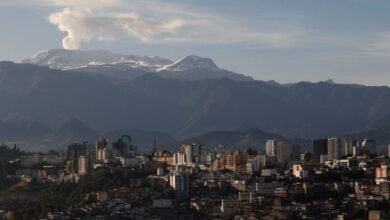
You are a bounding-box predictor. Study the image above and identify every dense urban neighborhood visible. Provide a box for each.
[0,134,389,219]
[1,0,390,219]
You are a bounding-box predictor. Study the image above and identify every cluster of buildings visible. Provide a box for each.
[66,135,142,176]
[12,135,146,184]
[149,138,390,219]
[314,137,376,164]
[3,135,390,219]
[155,141,290,175]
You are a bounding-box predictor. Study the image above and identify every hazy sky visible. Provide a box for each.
[0,0,390,86]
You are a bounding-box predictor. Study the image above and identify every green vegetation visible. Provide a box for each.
[0,166,154,219]
[0,163,22,191]
[0,144,24,162]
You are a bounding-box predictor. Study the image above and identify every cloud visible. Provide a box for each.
[166,20,302,47]
[0,0,121,8]
[42,0,304,49]
[38,0,122,8]
[123,1,304,47]
[367,32,390,56]
[49,8,183,49]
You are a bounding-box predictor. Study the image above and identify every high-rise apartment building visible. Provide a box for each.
[96,136,109,151]
[112,135,137,158]
[266,139,276,156]
[169,171,189,198]
[348,139,360,157]
[274,141,289,165]
[183,143,207,166]
[173,152,187,165]
[78,155,89,175]
[362,138,376,154]
[265,139,289,165]
[67,142,87,174]
[327,137,344,161]
[96,136,110,162]
[314,139,328,164]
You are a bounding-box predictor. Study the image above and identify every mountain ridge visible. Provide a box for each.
[0,116,388,153]
[22,49,172,71]
[0,60,388,140]
[158,55,219,72]
[0,118,177,151]
[179,127,312,151]
[21,49,254,82]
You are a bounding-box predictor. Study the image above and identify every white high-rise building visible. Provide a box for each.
[183,143,208,166]
[349,140,360,157]
[266,140,289,165]
[342,139,353,156]
[266,139,276,156]
[246,154,271,174]
[78,156,89,175]
[327,137,344,161]
[184,145,193,165]
[274,141,289,165]
[97,148,110,162]
[173,152,187,165]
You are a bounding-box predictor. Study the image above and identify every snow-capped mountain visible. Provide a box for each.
[157,55,253,81]
[22,49,254,81]
[323,78,336,84]
[22,49,173,72]
[158,55,219,72]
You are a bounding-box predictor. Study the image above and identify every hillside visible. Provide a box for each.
[179,128,312,151]
[0,61,388,143]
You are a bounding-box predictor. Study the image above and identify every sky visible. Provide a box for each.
[0,0,390,86]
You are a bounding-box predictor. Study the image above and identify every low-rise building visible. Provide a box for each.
[292,164,309,179]
[153,199,173,208]
[261,168,277,177]
[117,157,142,168]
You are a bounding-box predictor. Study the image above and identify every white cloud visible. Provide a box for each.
[22,0,305,49]
[49,8,183,49]
[38,0,122,8]
[0,0,121,8]
[123,1,304,47]
[367,32,390,56]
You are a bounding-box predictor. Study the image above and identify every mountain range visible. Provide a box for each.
[179,128,312,151]
[0,118,176,152]
[22,49,253,82]
[0,49,387,151]
[1,118,388,153]
[185,125,390,152]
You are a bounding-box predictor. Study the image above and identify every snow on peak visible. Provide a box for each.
[23,50,222,73]
[158,55,219,72]
[22,49,173,71]
[30,49,51,60]
[323,78,336,84]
